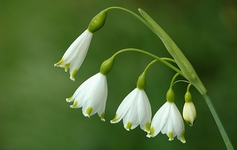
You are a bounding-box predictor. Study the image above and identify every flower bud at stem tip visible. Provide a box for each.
[88,10,108,33]
[137,73,146,90]
[166,88,175,103]
[100,57,114,75]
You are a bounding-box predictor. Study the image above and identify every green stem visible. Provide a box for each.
[136,59,158,90]
[138,59,176,90]
[112,48,183,76]
[143,58,176,73]
[203,94,234,150]
[143,59,158,74]
[102,7,234,149]
[169,73,180,89]
[105,6,207,95]
[187,83,192,92]
[105,6,154,31]
[138,8,207,95]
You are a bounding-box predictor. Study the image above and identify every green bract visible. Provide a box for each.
[54,6,234,149]
[138,8,207,95]
[136,72,146,90]
[88,10,108,33]
[166,88,175,103]
[100,56,114,75]
[185,91,192,103]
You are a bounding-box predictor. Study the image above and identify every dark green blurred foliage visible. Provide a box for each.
[1,0,237,149]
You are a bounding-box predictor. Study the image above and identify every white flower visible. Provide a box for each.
[147,102,186,143]
[66,72,107,121]
[54,29,93,81]
[183,101,196,126]
[110,88,152,132]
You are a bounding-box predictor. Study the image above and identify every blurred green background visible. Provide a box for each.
[1,0,237,149]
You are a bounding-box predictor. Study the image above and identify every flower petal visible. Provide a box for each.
[67,73,108,120]
[148,101,185,143]
[111,88,152,132]
[137,90,152,131]
[54,29,93,81]
[111,89,138,123]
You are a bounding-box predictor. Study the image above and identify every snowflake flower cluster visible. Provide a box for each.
[54,7,199,143]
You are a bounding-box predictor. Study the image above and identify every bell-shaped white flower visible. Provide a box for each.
[54,29,93,81]
[110,88,152,132]
[66,72,107,121]
[183,101,196,126]
[182,86,197,126]
[147,101,186,143]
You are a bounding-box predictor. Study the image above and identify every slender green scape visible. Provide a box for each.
[137,9,233,150]
[104,7,233,149]
[104,7,234,150]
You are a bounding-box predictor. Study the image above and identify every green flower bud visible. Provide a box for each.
[136,72,146,90]
[183,91,196,126]
[88,10,108,33]
[100,57,114,75]
[184,91,192,102]
[166,88,175,103]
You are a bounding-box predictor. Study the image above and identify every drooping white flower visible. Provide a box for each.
[110,88,152,132]
[66,72,107,121]
[183,90,196,126]
[147,102,186,143]
[183,101,196,126]
[54,29,93,81]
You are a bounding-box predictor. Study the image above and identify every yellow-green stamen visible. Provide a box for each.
[168,132,173,141]
[110,114,118,122]
[145,122,150,132]
[148,127,154,136]
[71,101,78,108]
[71,69,78,80]
[100,112,105,121]
[180,131,186,143]
[64,63,70,72]
[66,95,74,102]
[126,122,132,130]
[54,58,64,66]
[86,107,93,116]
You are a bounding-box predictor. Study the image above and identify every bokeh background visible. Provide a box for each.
[1,0,237,149]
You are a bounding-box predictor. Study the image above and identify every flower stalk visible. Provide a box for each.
[203,94,234,150]
[102,8,233,149]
